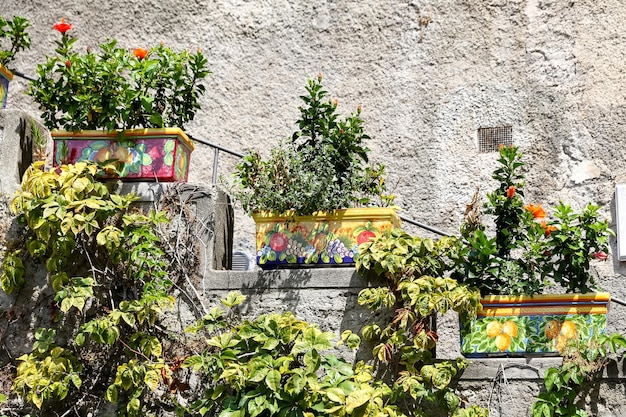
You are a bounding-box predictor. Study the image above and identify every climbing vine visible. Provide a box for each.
[355,228,485,416]
[1,161,177,416]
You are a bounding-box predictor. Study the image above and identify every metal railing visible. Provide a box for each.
[187,134,244,184]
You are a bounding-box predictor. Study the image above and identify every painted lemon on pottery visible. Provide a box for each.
[495,334,511,352]
[560,320,576,339]
[545,320,562,340]
[486,321,503,338]
[93,142,133,163]
[502,320,518,338]
[555,334,568,352]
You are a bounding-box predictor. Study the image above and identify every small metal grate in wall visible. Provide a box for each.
[232,251,251,271]
[478,126,513,153]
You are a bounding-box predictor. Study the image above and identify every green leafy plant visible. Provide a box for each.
[451,145,613,295]
[532,333,626,417]
[3,161,176,415]
[229,74,394,216]
[12,329,82,410]
[181,291,403,417]
[29,18,210,131]
[0,15,30,69]
[355,228,485,416]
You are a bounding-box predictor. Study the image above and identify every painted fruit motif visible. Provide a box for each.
[495,334,511,352]
[93,142,133,163]
[545,320,561,340]
[356,230,377,245]
[560,321,576,339]
[544,319,577,352]
[486,321,503,338]
[485,319,518,352]
[502,320,518,338]
[269,232,288,252]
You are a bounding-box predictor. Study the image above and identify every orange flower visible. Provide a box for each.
[506,185,516,199]
[525,203,546,219]
[133,48,148,60]
[53,18,73,34]
[541,221,557,235]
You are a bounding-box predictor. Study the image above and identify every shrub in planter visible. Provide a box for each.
[450,145,614,356]
[229,75,398,268]
[29,19,210,181]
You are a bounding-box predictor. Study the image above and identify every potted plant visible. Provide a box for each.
[229,74,398,269]
[451,145,613,357]
[0,15,31,108]
[28,18,211,181]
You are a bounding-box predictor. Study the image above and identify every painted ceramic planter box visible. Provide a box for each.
[253,207,400,269]
[460,293,610,357]
[51,128,194,182]
[0,65,13,109]
[52,128,194,182]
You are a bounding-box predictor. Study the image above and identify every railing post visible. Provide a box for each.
[212,147,219,184]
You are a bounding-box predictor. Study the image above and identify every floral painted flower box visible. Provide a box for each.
[252,207,400,269]
[52,128,194,182]
[0,64,13,109]
[460,293,610,357]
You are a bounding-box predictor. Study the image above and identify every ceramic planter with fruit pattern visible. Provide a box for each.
[459,293,610,357]
[252,208,400,269]
[52,128,194,182]
[0,64,13,109]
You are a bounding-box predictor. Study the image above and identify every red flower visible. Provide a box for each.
[524,203,546,219]
[593,251,609,261]
[506,185,516,199]
[65,59,71,68]
[133,48,148,60]
[53,18,73,34]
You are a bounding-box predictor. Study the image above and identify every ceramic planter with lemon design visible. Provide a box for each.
[460,293,610,357]
[52,128,194,182]
[252,208,400,269]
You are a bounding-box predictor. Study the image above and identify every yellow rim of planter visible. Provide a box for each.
[479,293,610,317]
[481,293,611,304]
[252,207,401,224]
[51,127,194,151]
[0,64,14,81]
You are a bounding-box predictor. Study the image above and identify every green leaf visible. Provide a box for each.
[345,389,371,413]
[105,385,118,403]
[127,398,140,415]
[265,369,281,391]
[145,370,160,391]
[149,113,163,127]
[326,387,346,403]
[71,374,82,389]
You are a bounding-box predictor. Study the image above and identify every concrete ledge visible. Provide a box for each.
[460,357,562,380]
[206,268,367,290]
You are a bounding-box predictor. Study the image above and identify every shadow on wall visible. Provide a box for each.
[236,269,313,316]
